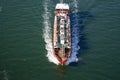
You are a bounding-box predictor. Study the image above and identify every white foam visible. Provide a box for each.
[43,0,59,65]
[65,0,80,65]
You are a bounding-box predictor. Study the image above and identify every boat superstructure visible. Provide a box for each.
[53,2,71,65]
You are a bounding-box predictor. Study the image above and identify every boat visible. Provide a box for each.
[53,2,71,65]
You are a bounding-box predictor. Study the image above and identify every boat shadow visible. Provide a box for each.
[69,11,93,66]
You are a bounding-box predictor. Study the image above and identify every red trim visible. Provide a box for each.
[52,50,67,65]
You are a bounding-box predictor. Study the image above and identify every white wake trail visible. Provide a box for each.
[65,0,80,65]
[43,0,59,65]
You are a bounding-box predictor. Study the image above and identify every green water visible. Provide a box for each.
[0,0,120,80]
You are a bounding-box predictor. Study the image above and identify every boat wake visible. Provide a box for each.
[43,0,59,65]
[65,0,80,65]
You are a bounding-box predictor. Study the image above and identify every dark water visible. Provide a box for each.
[0,0,120,80]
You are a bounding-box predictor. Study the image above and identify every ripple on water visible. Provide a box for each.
[0,6,2,12]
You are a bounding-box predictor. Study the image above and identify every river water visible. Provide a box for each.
[0,0,120,80]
